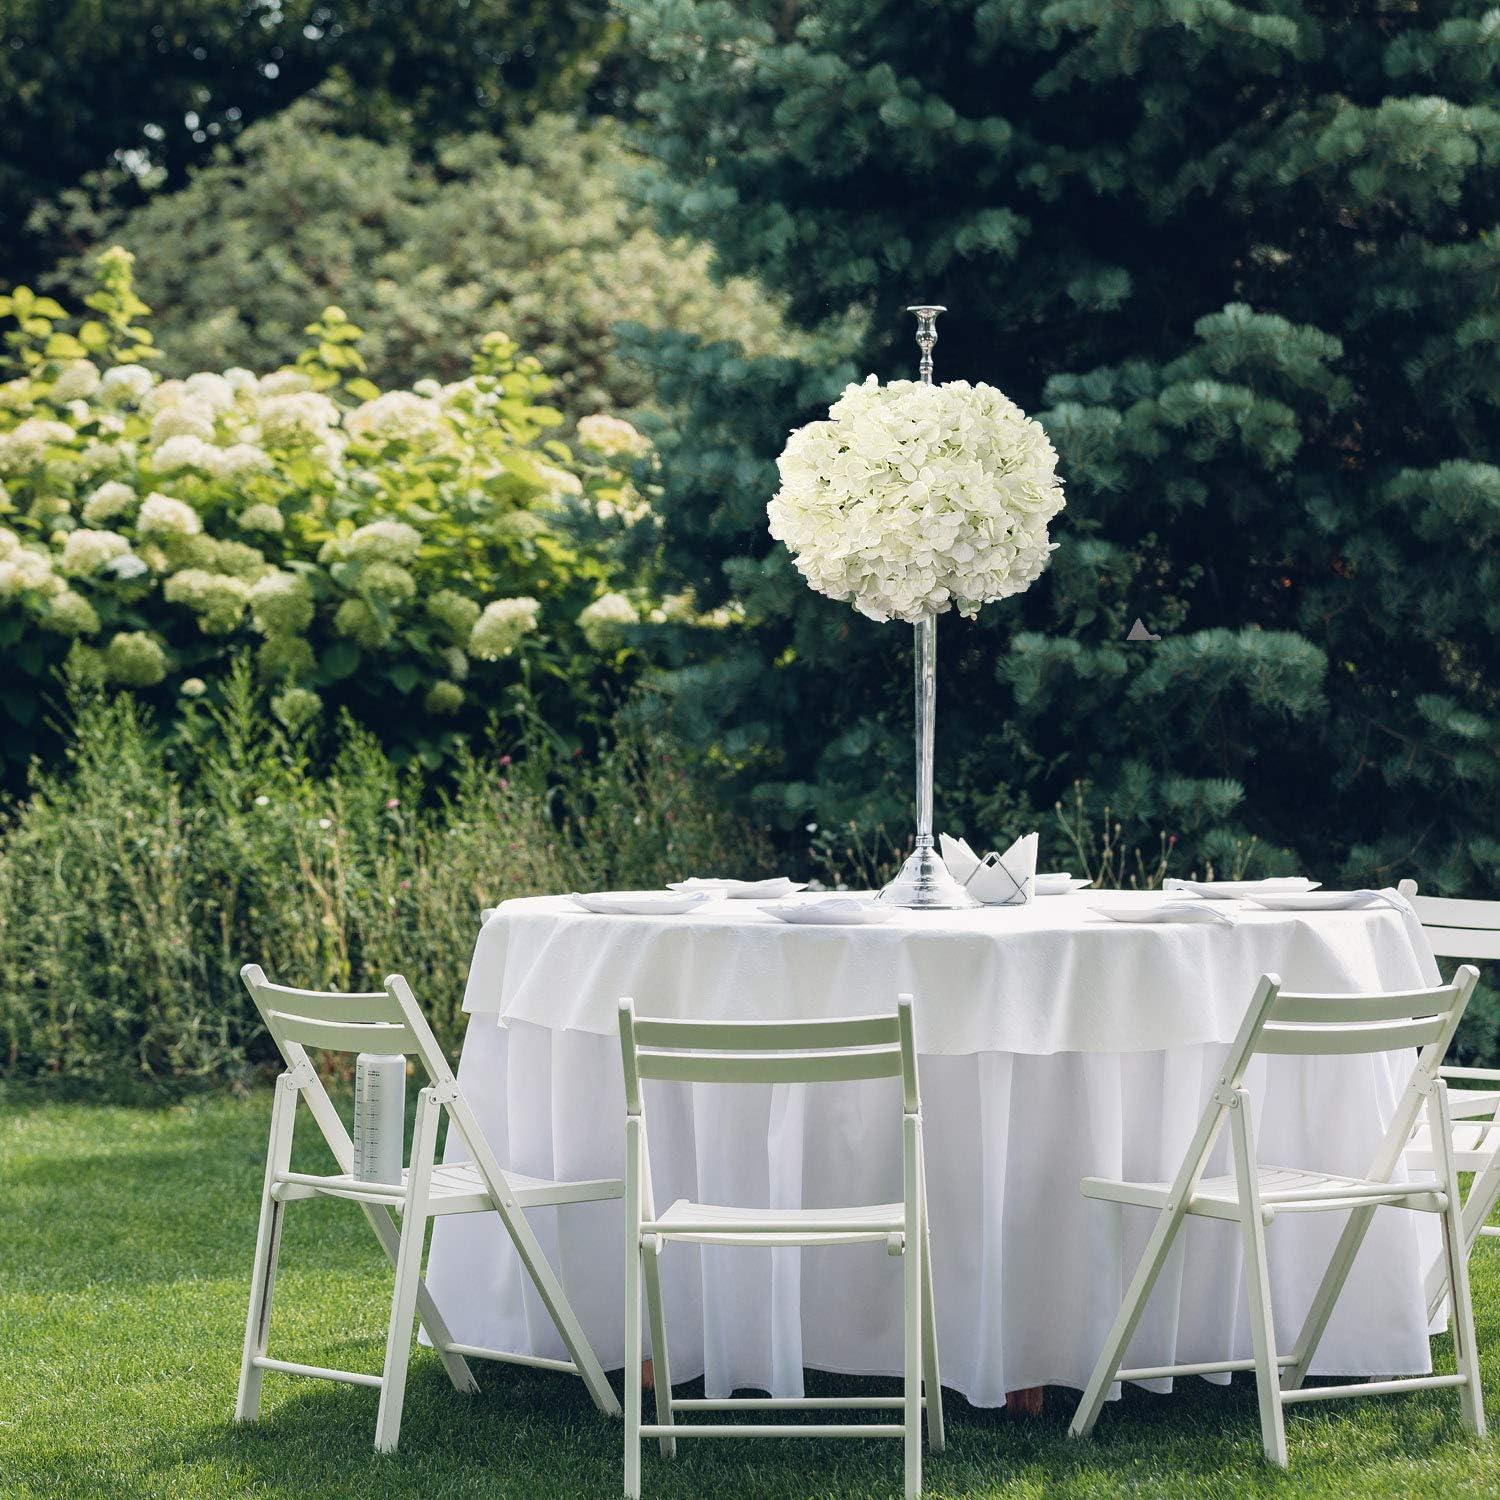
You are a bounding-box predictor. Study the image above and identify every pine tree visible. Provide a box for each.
[619,0,1500,919]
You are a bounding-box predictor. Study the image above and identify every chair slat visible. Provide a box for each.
[630,1014,899,1052]
[1407,893,1500,932]
[266,1010,418,1055]
[253,983,406,1024]
[1257,1016,1448,1056]
[1426,930,1500,961]
[635,1045,903,1086]
[1270,986,1456,1024]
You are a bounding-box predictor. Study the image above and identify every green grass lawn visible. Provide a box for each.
[5,1095,1500,1498]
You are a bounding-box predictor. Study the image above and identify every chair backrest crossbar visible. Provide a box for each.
[618,1001,917,1115]
[1398,879,1500,961]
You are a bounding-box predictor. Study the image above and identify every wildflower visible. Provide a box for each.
[425,588,480,643]
[249,571,313,635]
[103,630,168,686]
[254,795,270,806]
[180,677,207,697]
[41,589,100,637]
[82,480,137,524]
[424,681,465,715]
[577,591,638,651]
[49,360,101,402]
[469,596,540,660]
[137,492,202,538]
[237,502,284,534]
[318,817,332,829]
[577,413,651,459]
[385,798,400,810]
[61,528,132,575]
[271,685,322,731]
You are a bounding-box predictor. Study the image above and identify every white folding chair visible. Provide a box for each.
[616,994,944,1500]
[1399,879,1500,1320]
[1068,965,1484,1466]
[236,965,623,1452]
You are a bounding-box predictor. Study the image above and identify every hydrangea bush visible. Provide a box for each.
[0,249,663,773]
[768,377,1066,624]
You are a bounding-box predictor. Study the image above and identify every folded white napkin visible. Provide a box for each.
[940,831,1037,905]
[669,877,806,899]
[1163,877,1319,900]
[1091,900,1239,926]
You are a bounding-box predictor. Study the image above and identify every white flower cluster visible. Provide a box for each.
[344,391,453,448]
[577,591,638,650]
[767,377,1065,623]
[469,596,540,660]
[577,414,650,459]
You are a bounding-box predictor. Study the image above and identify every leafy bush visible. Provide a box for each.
[0,676,770,1092]
[0,248,663,777]
[39,103,805,413]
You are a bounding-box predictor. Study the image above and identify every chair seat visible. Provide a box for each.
[650,1197,906,1246]
[1082,1164,1447,1220]
[273,1162,623,1214]
[1408,1122,1499,1174]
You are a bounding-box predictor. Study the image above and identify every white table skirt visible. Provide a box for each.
[425,892,1442,1404]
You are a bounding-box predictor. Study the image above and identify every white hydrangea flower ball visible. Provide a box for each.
[0,417,75,472]
[257,390,340,444]
[469,596,541,660]
[767,376,1066,624]
[150,402,217,445]
[577,591,639,650]
[82,480,138,524]
[211,443,272,476]
[182,372,237,412]
[344,519,422,563]
[237,502,284,534]
[151,434,218,472]
[98,364,155,405]
[533,461,584,497]
[256,369,314,397]
[61,528,133,575]
[344,390,450,446]
[577,413,651,459]
[137,492,202,538]
[51,361,102,402]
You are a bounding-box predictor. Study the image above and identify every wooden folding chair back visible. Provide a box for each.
[616,995,942,1500]
[1069,966,1484,1467]
[235,964,622,1454]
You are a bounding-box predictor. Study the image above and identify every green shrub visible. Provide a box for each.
[0,675,770,1092]
[0,248,664,777]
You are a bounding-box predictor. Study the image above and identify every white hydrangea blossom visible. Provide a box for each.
[767,377,1066,624]
[223,368,259,395]
[344,519,422,563]
[256,390,340,444]
[237,502,284,534]
[61,528,133,575]
[0,417,75,472]
[533,461,584,497]
[256,369,314,397]
[344,390,450,446]
[137,491,203,538]
[82,480,138,524]
[211,442,272,476]
[0,545,64,598]
[577,591,638,650]
[98,364,155,404]
[151,434,218,472]
[577,413,650,458]
[183,372,237,412]
[50,361,102,402]
[150,401,217,444]
[469,596,540,660]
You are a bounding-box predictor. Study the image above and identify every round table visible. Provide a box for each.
[425,890,1442,1405]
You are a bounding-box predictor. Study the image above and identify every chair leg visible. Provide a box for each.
[624,1121,644,1500]
[1435,1085,1487,1437]
[918,1135,944,1454]
[903,1117,922,1500]
[236,1074,296,1423]
[1069,1199,1188,1438]
[1230,1098,1287,1467]
[375,1089,440,1454]
[1428,1136,1500,1325]
[641,1239,676,1458]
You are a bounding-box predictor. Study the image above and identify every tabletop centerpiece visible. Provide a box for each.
[768,306,1066,908]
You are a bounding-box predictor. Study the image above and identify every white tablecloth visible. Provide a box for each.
[425,891,1443,1404]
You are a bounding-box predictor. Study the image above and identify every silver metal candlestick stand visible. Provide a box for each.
[877,306,981,911]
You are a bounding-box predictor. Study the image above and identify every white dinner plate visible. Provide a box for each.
[1245,890,1404,912]
[1163,877,1321,900]
[567,890,714,916]
[1035,873,1092,896]
[669,877,808,899]
[760,897,893,926]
